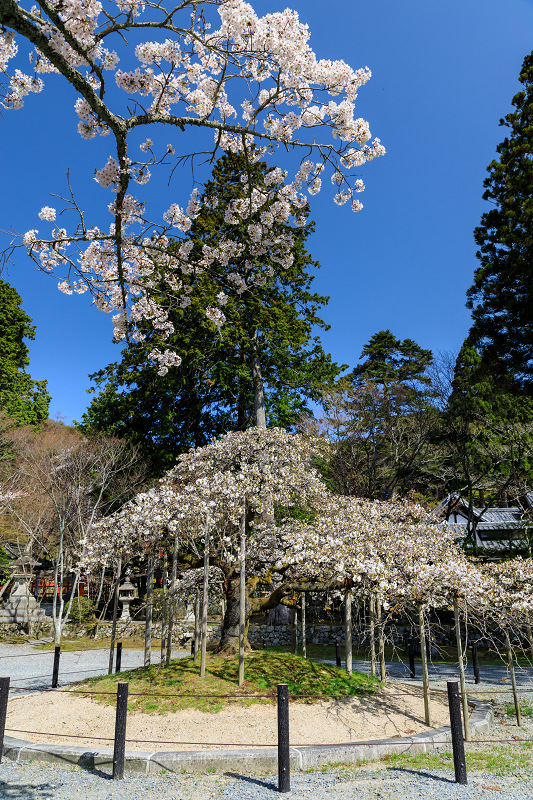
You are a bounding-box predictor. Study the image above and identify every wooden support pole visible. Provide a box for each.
[166,530,179,666]
[193,589,200,662]
[238,510,246,687]
[160,550,168,664]
[144,553,154,668]
[345,589,352,675]
[453,597,471,741]
[200,520,210,678]
[301,592,307,660]
[291,608,298,656]
[418,605,431,727]
[505,629,522,726]
[376,596,386,681]
[108,557,121,675]
[369,595,376,677]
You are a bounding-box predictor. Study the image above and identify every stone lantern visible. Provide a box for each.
[0,556,47,624]
[118,576,136,620]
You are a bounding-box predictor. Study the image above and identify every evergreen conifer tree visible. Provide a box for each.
[467,50,533,387]
[0,279,50,427]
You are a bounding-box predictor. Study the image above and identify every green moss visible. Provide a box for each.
[73,650,379,715]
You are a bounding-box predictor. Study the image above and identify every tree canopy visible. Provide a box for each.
[304,330,437,500]
[0,279,50,427]
[467,50,533,388]
[0,0,384,370]
[81,154,341,475]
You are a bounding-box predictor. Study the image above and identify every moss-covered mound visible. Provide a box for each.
[74,651,380,714]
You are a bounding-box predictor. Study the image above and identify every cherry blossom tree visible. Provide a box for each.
[1,0,384,372]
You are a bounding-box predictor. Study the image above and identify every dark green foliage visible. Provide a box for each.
[67,595,97,626]
[81,154,341,475]
[0,279,50,427]
[0,547,10,583]
[352,329,433,389]
[437,343,533,511]
[467,51,533,387]
[316,331,437,500]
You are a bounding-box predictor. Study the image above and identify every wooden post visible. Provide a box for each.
[376,596,386,681]
[291,608,298,656]
[0,677,9,764]
[408,636,416,679]
[144,553,154,667]
[301,592,307,659]
[108,556,121,675]
[418,605,431,726]
[471,640,480,685]
[238,510,246,687]
[166,530,179,666]
[115,641,122,674]
[112,681,128,780]
[277,684,290,793]
[345,589,352,674]
[52,645,60,688]
[505,629,522,726]
[527,617,533,660]
[447,681,468,785]
[453,597,471,741]
[369,594,376,677]
[200,519,210,678]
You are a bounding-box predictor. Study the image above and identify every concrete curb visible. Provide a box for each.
[1,694,494,774]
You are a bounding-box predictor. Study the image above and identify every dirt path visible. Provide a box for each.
[5,684,450,751]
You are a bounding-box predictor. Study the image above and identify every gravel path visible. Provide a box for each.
[0,759,531,799]
[1,641,533,797]
[0,641,188,696]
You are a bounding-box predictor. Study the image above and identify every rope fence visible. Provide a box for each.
[4,641,533,791]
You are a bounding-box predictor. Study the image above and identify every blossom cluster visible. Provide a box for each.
[76,426,533,634]
[2,0,386,366]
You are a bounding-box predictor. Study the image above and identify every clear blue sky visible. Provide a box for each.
[1,0,533,423]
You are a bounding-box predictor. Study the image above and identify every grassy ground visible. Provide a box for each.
[377,742,533,776]
[73,651,380,714]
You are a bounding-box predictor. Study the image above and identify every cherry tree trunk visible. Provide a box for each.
[217,575,251,654]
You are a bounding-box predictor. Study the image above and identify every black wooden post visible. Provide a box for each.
[115,641,122,674]
[335,638,341,668]
[277,684,290,793]
[52,646,60,688]
[113,681,129,780]
[408,637,415,679]
[447,680,467,785]
[471,640,480,685]
[0,677,10,764]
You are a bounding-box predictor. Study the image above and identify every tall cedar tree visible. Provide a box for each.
[0,279,50,427]
[439,343,533,503]
[81,154,341,475]
[467,51,533,386]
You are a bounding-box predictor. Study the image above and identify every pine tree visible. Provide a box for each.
[81,154,341,475]
[0,279,50,427]
[466,50,533,387]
